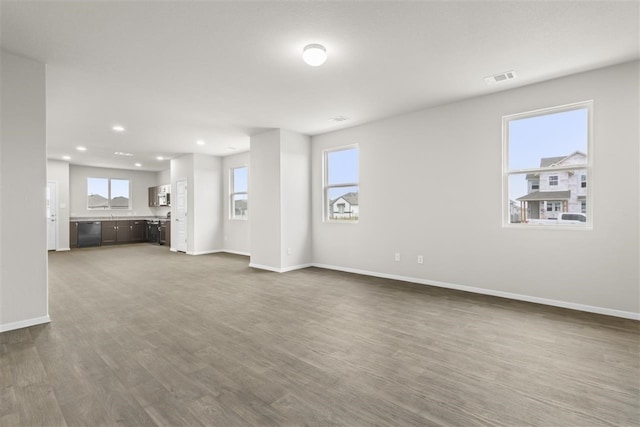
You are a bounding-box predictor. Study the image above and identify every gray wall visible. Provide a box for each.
[69,165,158,218]
[0,51,49,331]
[311,61,639,317]
[222,152,250,255]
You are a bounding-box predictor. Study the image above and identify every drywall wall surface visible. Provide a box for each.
[0,51,49,331]
[171,154,195,253]
[280,130,312,269]
[249,129,282,269]
[47,160,70,250]
[311,61,639,316]
[222,151,250,255]
[69,165,158,218]
[192,154,223,253]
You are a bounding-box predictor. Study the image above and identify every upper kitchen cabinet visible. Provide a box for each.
[148,184,170,207]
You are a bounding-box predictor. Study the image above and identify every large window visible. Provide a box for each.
[88,177,130,209]
[324,146,359,221]
[503,101,592,227]
[230,166,248,220]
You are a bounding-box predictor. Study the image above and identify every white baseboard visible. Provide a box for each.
[249,262,313,273]
[0,315,51,333]
[222,250,250,257]
[312,263,640,320]
[187,249,223,256]
[56,247,71,252]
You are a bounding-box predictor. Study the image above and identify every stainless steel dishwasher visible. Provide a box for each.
[77,221,101,247]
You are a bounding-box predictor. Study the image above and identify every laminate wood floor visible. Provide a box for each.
[2,245,639,426]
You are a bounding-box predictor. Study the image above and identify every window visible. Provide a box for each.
[503,101,592,227]
[324,146,358,221]
[230,166,248,220]
[88,177,130,209]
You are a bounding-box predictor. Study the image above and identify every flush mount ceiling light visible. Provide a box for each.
[303,44,327,66]
[62,155,71,160]
[112,125,125,132]
[134,162,142,167]
[156,156,164,161]
[76,146,87,151]
[196,139,205,146]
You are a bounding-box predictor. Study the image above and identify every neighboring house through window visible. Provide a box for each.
[88,177,131,209]
[324,146,359,221]
[230,166,248,220]
[503,101,592,226]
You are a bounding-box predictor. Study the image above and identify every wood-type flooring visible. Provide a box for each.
[1,244,639,426]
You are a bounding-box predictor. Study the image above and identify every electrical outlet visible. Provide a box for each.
[394,252,400,262]
[417,255,424,264]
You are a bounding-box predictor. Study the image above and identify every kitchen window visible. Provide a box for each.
[503,101,592,227]
[324,145,359,222]
[230,166,248,220]
[87,177,131,209]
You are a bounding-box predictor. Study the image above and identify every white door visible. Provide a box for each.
[46,181,57,251]
[175,179,187,252]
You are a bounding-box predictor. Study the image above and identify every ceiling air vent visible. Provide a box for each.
[484,70,517,85]
[330,116,350,123]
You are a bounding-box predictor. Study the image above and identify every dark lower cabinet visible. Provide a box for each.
[101,220,131,245]
[160,220,171,246]
[130,220,146,242]
[70,221,79,248]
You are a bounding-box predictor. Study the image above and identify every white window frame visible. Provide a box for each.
[230,166,248,220]
[323,145,359,223]
[549,175,558,186]
[87,177,131,210]
[502,100,593,229]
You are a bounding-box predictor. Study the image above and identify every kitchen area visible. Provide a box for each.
[69,183,171,249]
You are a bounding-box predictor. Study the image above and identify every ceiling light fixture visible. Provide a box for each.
[303,44,327,66]
[134,163,142,167]
[112,125,125,132]
[156,156,164,161]
[196,139,205,145]
[114,151,134,157]
[76,146,87,151]
[62,155,71,160]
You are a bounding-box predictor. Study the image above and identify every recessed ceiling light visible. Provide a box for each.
[330,116,350,122]
[196,139,205,146]
[114,151,134,157]
[484,70,517,85]
[76,146,87,151]
[156,156,164,161]
[303,44,327,66]
[62,155,71,160]
[112,125,125,132]
[134,162,142,167]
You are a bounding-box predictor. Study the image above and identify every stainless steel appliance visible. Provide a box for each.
[147,220,161,245]
[78,221,101,247]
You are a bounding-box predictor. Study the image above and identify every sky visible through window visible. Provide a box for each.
[233,167,248,192]
[328,148,358,187]
[110,179,129,199]
[508,108,588,201]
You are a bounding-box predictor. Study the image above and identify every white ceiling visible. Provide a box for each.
[1,1,638,171]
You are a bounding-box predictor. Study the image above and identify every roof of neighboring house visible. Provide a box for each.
[111,196,130,207]
[516,190,571,201]
[331,192,358,206]
[88,194,108,207]
[539,151,587,167]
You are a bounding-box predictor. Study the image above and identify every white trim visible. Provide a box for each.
[249,262,313,273]
[0,315,51,333]
[222,249,250,257]
[186,249,223,256]
[312,263,640,320]
[56,247,71,252]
